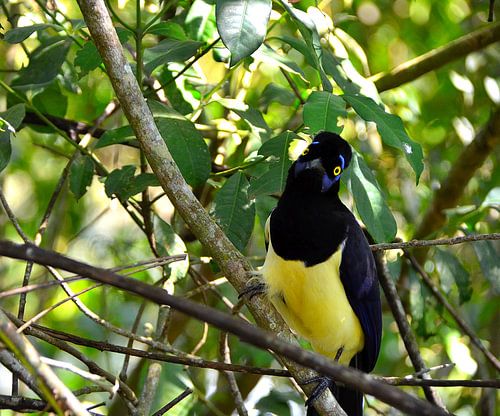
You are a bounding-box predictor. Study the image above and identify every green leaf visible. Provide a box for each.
[13,37,71,88]
[216,0,272,66]
[472,240,500,294]
[74,41,102,73]
[254,45,306,78]
[342,94,424,182]
[480,186,500,209]
[0,132,11,173]
[69,155,94,200]
[260,83,297,110]
[32,83,68,117]
[255,390,297,416]
[145,22,188,40]
[150,101,211,187]
[0,104,26,130]
[144,39,203,74]
[0,104,26,173]
[153,216,189,282]
[213,171,255,251]
[249,131,299,197]
[4,24,58,43]
[104,165,160,201]
[435,249,472,304]
[95,125,135,148]
[185,0,217,42]
[344,152,397,243]
[303,91,346,134]
[255,194,277,230]
[75,29,131,75]
[231,106,272,143]
[272,35,317,68]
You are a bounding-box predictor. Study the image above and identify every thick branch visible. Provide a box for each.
[75,0,339,414]
[372,22,500,92]
[0,241,449,416]
[415,109,500,240]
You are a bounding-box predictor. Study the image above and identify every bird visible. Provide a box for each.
[258,131,382,415]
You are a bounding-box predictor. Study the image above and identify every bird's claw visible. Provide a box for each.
[303,376,335,407]
[239,272,267,300]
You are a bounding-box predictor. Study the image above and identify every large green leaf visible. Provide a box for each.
[94,125,136,148]
[32,83,68,117]
[13,37,71,88]
[0,104,26,173]
[435,249,472,304]
[303,91,346,134]
[342,94,424,182]
[69,155,94,200]
[145,22,188,40]
[4,24,59,43]
[249,131,298,197]
[153,216,189,282]
[143,39,203,75]
[215,0,272,66]
[344,152,397,243]
[150,101,211,187]
[213,171,255,251]
[104,165,160,202]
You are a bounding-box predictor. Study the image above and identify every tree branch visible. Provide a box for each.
[415,108,500,240]
[0,240,449,416]
[74,0,340,414]
[371,22,500,92]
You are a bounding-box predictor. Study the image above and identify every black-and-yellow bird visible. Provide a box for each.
[261,132,382,415]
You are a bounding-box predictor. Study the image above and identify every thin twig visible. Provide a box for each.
[151,388,193,416]
[219,332,248,416]
[404,251,500,372]
[374,252,445,408]
[371,233,500,251]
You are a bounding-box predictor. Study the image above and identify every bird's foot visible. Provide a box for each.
[303,376,335,407]
[238,271,267,300]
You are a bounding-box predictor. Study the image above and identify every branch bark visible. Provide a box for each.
[371,22,500,92]
[0,240,449,416]
[74,0,339,414]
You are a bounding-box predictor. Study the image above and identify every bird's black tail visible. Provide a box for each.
[306,384,363,416]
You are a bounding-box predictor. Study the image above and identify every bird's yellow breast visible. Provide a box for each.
[262,241,364,365]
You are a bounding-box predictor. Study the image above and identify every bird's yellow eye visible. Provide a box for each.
[302,148,310,156]
[333,166,342,176]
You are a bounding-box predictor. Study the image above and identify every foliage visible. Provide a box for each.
[0,0,498,415]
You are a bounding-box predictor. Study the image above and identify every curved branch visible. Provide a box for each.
[372,22,500,92]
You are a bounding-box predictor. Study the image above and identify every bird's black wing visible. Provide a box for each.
[339,219,382,373]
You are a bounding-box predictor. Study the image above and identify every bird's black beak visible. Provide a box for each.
[294,158,324,178]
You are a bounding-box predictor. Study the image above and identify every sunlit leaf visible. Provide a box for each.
[70,155,94,200]
[343,94,424,182]
[146,22,188,40]
[344,151,397,243]
[213,171,255,251]
[260,83,297,110]
[303,91,346,134]
[185,0,217,42]
[216,0,272,66]
[32,83,68,117]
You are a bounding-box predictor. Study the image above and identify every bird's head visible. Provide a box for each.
[289,132,352,194]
